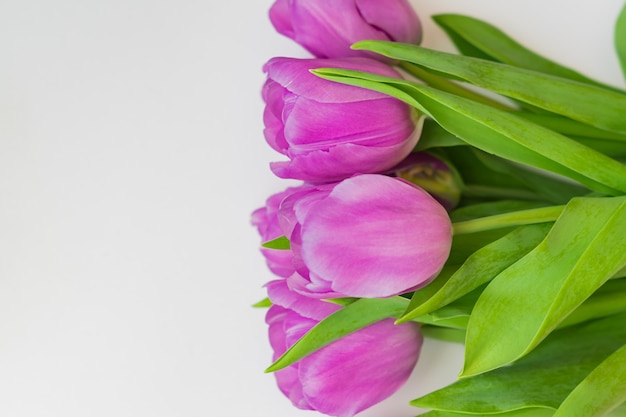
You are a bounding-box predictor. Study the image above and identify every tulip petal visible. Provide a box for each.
[270,137,418,183]
[290,0,385,58]
[267,279,340,320]
[301,175,452,297]
[266,305,314,411]
[268,0,295,38]
[283,96,415,149]
[263,57,399,103]
[356,0,421,44]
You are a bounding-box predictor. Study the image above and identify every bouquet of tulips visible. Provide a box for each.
[251,1,626,416]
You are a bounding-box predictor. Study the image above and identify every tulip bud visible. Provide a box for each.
[269,0,422,59]
[394,152,462,210]
[278,174,453,298]
[265,280,422,417]
[263,57,420,183]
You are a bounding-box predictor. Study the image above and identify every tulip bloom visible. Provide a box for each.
[278,174,452,298]
[263,57,420,183]
[265,280,422,417]
[269,0,421,59]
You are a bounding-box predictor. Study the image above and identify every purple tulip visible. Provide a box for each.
[278,174,452,298]
[269,0,422,59]
[265,279,422,417]
[263,56,420,183]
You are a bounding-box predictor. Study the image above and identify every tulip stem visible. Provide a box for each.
[399,62,515,111]
[452,205,565,235]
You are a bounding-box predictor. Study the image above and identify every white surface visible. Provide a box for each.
[0,1,623,416]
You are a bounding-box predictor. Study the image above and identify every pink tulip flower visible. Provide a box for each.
[278,174,453,298]
[263,57,420,183]
[269,0,421,59]
[265,280,422,417]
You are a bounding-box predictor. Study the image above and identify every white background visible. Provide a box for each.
[0,1,623,416]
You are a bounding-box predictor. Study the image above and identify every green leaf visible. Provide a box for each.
[559,278,626,328]
[452,205,563,235]
[432,14,621,92]
[311,68,626,195]
[514,113,626,158]
[353,40,626,133]
[252,298,271,308]
[616,2,626,83]
[419,325,466,344]
[261,235,290,250]
[265,296,408,373]
[450,200,551,222]
[412,288,481,330]
[553,343,626,417]
[414,118,465,151]
[446,228,516,265]
[517,113,626,141]
[421,409,554,417]
[462,196,626,377]
[398,224,551,323]
[413,312,626,414]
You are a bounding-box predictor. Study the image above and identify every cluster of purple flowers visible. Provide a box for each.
[253,1,454,416]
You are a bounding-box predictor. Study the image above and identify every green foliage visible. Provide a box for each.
[615,2,626,83]
[413,312,626,415]
[462,196,626,376]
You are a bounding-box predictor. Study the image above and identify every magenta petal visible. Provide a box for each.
[267,279,340,320]
[283,96,414,149]
[301,175,452,297]
[286,270,342,299]
[262,80,289,153]
[356,0,422,44]
[263,57,399,103]
[271,137,418,183]
[266,305,314,411]
[268,0,421,59]
[268,0,295,38]
[299,319,422,417]
[289,0,384,58]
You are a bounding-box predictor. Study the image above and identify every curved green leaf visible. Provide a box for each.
[463,196,626,377]
[312,68,626,195]
[553,344,626,417]
[352,41,626,133]
[432,13,620,92]
[559,278,626,328]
